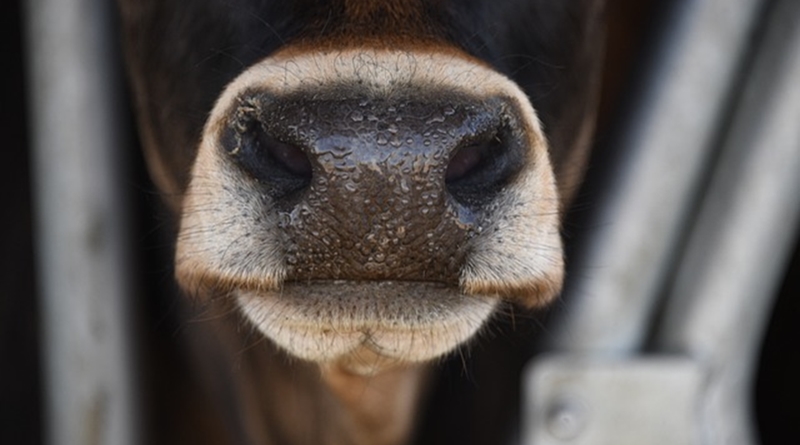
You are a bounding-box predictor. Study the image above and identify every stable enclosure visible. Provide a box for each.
[3,0,799,444]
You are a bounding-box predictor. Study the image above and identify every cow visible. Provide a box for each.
[117,0,607,444]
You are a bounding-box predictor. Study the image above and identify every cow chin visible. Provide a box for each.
[175,48,565,372]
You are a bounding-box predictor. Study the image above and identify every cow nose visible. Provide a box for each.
[219,92,526,284]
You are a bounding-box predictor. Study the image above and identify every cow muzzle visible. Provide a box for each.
[175,49,564,373]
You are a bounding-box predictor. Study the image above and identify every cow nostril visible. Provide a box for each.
[445,140,490,183]
[445,130,521,207]
[256,130,312,178]
[223,120,312,199]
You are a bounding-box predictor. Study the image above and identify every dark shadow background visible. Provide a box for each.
[2,0,797,443]
[1,0,40,442]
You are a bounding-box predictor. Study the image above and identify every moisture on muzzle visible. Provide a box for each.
[219,89,528,285]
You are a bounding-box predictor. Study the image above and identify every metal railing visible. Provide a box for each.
[523,0,800,443]
[25,0,138,444]
[24,0,799,444]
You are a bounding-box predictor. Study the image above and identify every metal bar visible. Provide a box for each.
[25,0,138,444]
[524,1,800,443]
[550,0,764,353]
[655,0,800,442]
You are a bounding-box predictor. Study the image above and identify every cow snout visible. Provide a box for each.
[218,92,526,285]
[175,49,564,367]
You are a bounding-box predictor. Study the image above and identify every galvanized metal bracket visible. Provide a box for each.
[523,356,705,445]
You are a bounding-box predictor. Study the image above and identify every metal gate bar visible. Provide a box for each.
[656,0,800,441]
[524,0,800,443]
[549,0,764,353]
[25,0,138,444]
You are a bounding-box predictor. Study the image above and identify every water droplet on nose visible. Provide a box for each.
[423,139,431,146]
[350,111,364,122]
[377,134,388,145]
[443,106,455,116]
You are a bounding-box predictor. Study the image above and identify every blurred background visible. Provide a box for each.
[2,0,798,443]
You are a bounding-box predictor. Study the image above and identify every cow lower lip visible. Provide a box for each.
[235,281,498,364]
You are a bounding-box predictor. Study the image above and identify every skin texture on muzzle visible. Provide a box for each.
[176,48,564,369]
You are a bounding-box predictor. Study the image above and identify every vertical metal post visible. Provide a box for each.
[523,1,800,444]
[25,0,138,444]
[656,0,800,442]
[550,0,763,353]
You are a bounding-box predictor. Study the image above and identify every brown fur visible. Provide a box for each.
[118,1,607,443]
[171,44,561,445]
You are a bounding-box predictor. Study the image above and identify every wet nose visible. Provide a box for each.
[219,91,527,284]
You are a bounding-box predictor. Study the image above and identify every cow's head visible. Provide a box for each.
[120,0,605,375]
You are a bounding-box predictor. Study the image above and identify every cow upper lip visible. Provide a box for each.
[280,279,456,287]
[235,281,494,327]
[234,283,500,364]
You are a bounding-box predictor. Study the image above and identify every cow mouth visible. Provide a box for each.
[235,280,498,373]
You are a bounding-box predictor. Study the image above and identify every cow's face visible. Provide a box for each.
[177,48,563,372]
[120,0,604,374]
